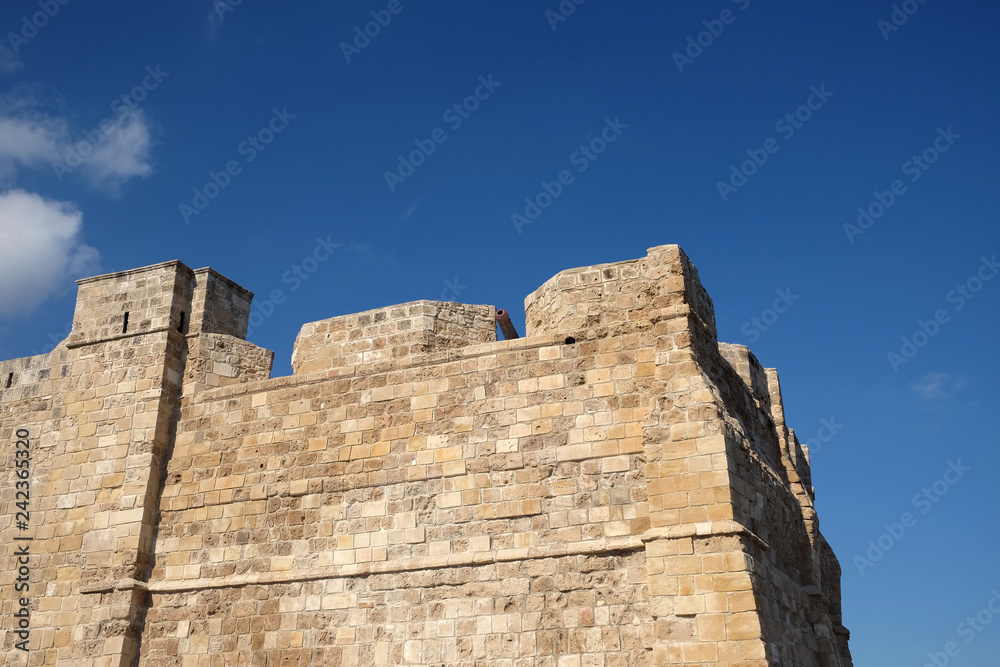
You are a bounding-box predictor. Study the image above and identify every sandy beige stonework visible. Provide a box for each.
[0,245,852,666]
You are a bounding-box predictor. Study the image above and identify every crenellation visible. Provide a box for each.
[188,267,254,339]
[0,244,851,665]
[291,300,496,375]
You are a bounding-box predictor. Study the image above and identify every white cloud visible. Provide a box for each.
[0,189,100,318]
[909,372,966,401]
[0,88,153,192]
[0,112,65,181]
[75,109,154,193]
[0,45,23,74]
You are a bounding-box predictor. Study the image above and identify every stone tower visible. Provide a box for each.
[1,246,851,665]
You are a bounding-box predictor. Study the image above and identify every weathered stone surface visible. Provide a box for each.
[0,247,852,665]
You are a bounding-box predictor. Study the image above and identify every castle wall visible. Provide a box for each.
[1,246,852,666]
[146,327,654,664]
[291,301,497,376]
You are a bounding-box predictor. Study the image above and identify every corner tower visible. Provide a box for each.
[1,261,271,665]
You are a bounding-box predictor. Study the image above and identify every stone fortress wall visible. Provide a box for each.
[0,245,851,666]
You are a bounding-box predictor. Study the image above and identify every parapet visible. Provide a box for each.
[290,300,497,374]
[524,244,717,341]
[188,267,254,339]
[719,342,773,414]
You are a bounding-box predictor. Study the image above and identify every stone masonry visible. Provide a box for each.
[0,245,852,665]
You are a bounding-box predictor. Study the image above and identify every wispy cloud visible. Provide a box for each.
[347,242,373,261]
[403,194,425,221]
[77,109,154,193]
[207,7,223,40]
[0,189,100,318]
[0,88,153,192]
[910,372,967,401]
[345,242,398,269]
[0,44,23,74]
[0,109,65,180]
[207,0,240,40]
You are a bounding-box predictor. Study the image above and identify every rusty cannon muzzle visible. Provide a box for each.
[494,309,520,340]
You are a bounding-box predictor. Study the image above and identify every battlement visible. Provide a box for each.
[525,244,717,342]
[0,245,851,666]
[291,300,497,375]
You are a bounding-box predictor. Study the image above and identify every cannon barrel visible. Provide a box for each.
[494,309,520,340]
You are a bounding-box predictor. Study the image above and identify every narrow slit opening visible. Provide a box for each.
[5,372,12,389]
[122,312,130,334]
[178,311,186,333]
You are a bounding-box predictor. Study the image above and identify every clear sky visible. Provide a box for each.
[1,1,998,664]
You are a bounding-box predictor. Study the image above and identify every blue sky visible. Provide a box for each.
[1,1,998,663]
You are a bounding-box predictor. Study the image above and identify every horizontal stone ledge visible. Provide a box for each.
[641,520,770,551]
[112,537,646,595]
[79,578,149,595]
[65,325,183,349]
